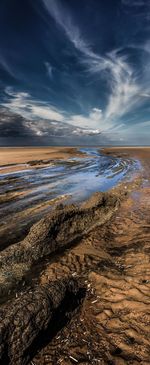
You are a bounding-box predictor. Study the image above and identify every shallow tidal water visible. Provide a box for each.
[0,148,140,248]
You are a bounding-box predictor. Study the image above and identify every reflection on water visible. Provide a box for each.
[0,148,140,247]
[0,148,140,211]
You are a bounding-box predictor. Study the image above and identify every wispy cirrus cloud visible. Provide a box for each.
[0,54,16,79]
[140,93,150,98]
[45,61,53,79]
[1,0,149,145]
[4,87,65,121]
[117,119,150,145]
[42,0,96,58]
[104,51,141,121]
[3,88,103,131]
[41,0,149,131]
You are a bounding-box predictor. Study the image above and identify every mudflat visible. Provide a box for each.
[103,146,150,159]
[0,147,150,365]
[0,146,84,169]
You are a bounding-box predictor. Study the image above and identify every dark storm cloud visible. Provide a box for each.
[0,107,110,146]
[0,0,149,145]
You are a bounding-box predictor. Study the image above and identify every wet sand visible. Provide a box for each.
[0,147,138,250]
[0,147,85,173]
[103,146,150,159]
[31,148,150,365]
[0,147,150,365]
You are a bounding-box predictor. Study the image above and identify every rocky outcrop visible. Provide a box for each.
[0,191,122,299]
[0,278,84,365]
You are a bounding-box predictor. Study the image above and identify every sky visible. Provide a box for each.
[0,0,150,146]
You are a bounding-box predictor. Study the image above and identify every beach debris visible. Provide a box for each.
[72,272,77,277]
[58,359,64,363]
[69,355,78,363]
[91,299,98,304]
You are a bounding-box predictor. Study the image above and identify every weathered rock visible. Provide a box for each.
[0,277,83,365]
[0,191,122,298]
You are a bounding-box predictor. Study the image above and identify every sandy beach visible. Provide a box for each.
[0,147,150,364]
[0,147,86,173]
[1,145,149,165]
[0,147,84,164]
[103,146,150,159]
[1,0,149,362]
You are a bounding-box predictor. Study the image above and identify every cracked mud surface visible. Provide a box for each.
[0,148,150,365]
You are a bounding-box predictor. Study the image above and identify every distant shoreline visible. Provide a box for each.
[0,145,149,173]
